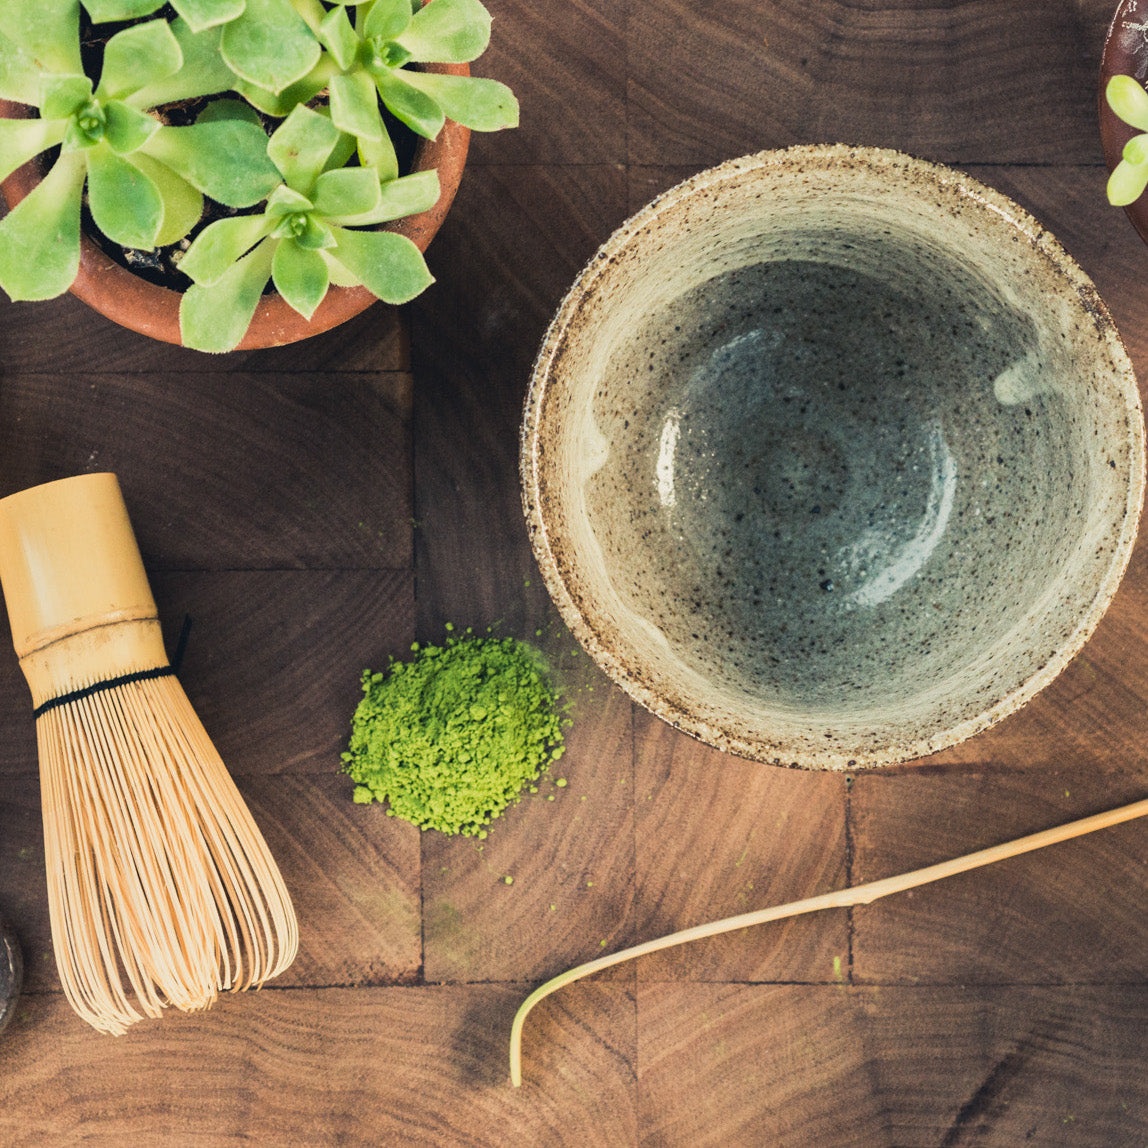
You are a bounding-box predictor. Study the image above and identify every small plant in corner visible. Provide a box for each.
[0,0,518,352]
[1104,74,1148,206]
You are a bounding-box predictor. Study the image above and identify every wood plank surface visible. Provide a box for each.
[2,0,1148,1145]
[637,984,1148,1147]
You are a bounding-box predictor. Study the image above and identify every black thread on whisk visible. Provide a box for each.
[32,615,194,720]
[33,665,177,719]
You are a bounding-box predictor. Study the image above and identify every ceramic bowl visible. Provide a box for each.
[521,145,1146,769]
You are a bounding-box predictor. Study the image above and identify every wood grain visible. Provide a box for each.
[0,293,410,374]
[409,163,630,632]
[0,567,416,779]
[637,983,1148,1147]
[851,770,1148,984]
[626,0,1111,166]
[473,0,627,166]
[0,371,414,569]
[151,569,415,775]
[0,985,636,1146]
[633,711,849,983]
[2,0,1148,1142]
[423,676,635,982]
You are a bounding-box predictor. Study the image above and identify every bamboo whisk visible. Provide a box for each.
[0,474,297,1034]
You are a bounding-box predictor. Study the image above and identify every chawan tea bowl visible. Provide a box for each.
[521,144,1146,769]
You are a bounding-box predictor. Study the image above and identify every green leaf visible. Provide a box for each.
[170,0,245,33]
[364,0,413,43]
[323,123,358,173]
[373,68,444,140]
[180,238,276,352]
[396,69,517,131]
[313,166,382,219]
[266,184,314,216]
[356,129,399,182]
[130,151,203,244]
[395,0,490,63]
[1108,156,1148,207]
[83,0,165,22]
[179,212,273,284]
[0,0,82,75]
[1107,75,1148,134]
[0,149,85,299]
[322,248,361,287]
[272,238,329,318]
[143,118,280,206]
[267,104,340,191]
[98,20,183,101]
[0,118,68,183]
[331,168,438,225]
[271,212,334,250]
[329,226,433,303]
[103,100,160,154]
[129,19,234,108]
[234,70,326,116]
[221,0,321,94]
[88,144,163,247]
[317,3,358,69]
[1126,135,1148,166]
[0,25,51,105]
[291,0,329,33]
[330,71,386,142]
[63,110,104,151]
[195,97,263,126]
[41,75,93,121]
[376,169,439,218]
[298,216,335,249]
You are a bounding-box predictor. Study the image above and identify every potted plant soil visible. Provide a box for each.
[0,0,517,351]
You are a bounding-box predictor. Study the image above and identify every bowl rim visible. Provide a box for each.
[520,143,1147,769]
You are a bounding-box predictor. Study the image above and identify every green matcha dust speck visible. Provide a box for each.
[342,635,567,836]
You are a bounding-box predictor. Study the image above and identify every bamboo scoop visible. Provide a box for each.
[0,473,297,1034]
[509,795,1148,1085]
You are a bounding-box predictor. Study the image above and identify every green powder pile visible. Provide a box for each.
[342,634,567,836]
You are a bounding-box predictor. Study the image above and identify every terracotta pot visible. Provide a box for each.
[0,63,470,350]
[1100,0,1148,245]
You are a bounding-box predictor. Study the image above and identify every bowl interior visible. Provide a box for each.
[523,147,1145,768]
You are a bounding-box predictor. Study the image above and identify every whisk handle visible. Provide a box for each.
[0,474,168,707]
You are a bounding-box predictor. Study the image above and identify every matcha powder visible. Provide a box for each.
[342,634,567,836]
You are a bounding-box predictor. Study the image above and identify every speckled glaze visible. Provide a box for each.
[521,145,1146,769]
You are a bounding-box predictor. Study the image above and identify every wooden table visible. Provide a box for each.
[2,1,1148,1144]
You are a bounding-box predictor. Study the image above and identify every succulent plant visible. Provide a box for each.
[235,0,517,179]
[179,104,438,351]
[83,0,325,95]
[1105,74,1148,206]
[0,4,279,300]
[0,0,518,351]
